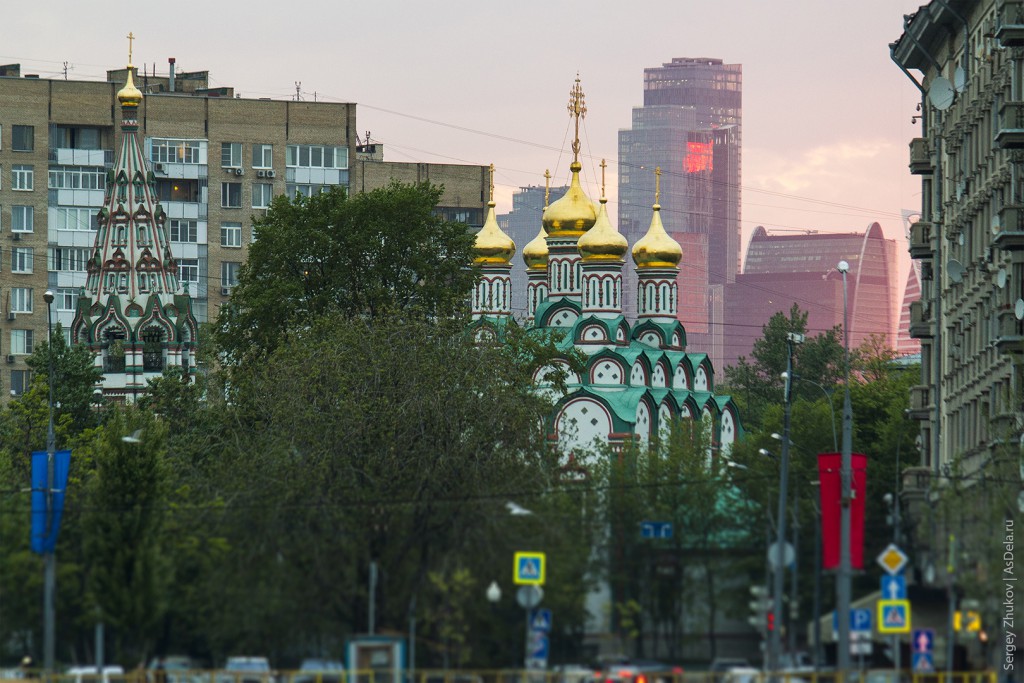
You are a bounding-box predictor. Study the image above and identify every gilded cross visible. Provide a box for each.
[600,159,607,199]
[127,32,135,65]
[567,74,587,161]
[488,163,495,203]
[655,167,662,204]
[544,169,551,208]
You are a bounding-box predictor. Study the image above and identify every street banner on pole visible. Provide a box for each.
[818,452,867,570]
[30,449,72,555]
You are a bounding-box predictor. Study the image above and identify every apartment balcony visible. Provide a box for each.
[993,204,1024,250]
[909,138,932,175]
[997,0,1024,46]
[908,221,933,259]
[909,300,934,339]
[996,101,1024,148]
[908,384,932,420]
[995,307,1024,354]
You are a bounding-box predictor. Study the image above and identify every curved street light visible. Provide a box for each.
[780,371,838,452]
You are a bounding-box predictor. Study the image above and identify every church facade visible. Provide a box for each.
[470,79,741,455]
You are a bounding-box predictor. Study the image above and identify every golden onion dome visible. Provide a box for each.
[632,203,682,268]
[117,66,143,108]
[578,197,627,261]
[542,162,597,237]
[522,226,549,270]
[473,200,515,265]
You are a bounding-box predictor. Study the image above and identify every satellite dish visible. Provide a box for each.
[947,259,965,283]
[954,66,966,93]
[1016,298,1024,321]
[998,268,1008,288]
[929,76,955,110]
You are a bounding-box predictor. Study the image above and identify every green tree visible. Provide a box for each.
[214,182,479,363]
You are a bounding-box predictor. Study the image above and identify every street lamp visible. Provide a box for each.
[836,260,853,674]
[780,372,838,452]
[486,581,502,604]
[42,289,56,674]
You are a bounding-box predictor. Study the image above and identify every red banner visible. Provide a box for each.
[817,452,867,570]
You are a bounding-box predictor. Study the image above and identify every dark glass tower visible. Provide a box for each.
[618,58,741,365]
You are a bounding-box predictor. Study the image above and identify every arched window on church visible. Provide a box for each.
[142,327,165,372]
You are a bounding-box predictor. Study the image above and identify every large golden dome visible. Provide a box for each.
[632,203,682,268]
[578,197,627,261]
[542,162,597,237]
[117,66,143,108]
[522,226,549,270]
[473,200,515,265]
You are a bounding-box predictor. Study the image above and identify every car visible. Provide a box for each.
[148,655,205,683]
[709,659,751,683]
[596,660,683,683]
[291,659,344,683]
[551,664,597,683]
[66,665,126,683]
[219,657,274,683]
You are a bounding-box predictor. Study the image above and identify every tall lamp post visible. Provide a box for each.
[769,332,802,673]
[836,260,853,674]
[42,289,56,673]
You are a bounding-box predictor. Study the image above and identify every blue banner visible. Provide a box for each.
[30,450,71,554]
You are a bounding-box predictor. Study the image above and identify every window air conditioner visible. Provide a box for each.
[5,355,14,364]
[155,163,165,172]
[221,286,232,296]
[257,170,267,178]
[234,168,244,176]
[266,170,276,178]
[6,312,14,321]
[11,232,21,241]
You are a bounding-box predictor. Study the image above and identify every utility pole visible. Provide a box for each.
[43,289,56,673]
[836,260,853,674]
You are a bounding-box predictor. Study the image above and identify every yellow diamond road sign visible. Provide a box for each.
[877,543,909,575]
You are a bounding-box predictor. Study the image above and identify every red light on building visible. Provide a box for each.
[685,141,714,173]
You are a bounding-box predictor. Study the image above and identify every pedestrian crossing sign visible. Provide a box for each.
[878,599,911,633]
[514,551,546,585]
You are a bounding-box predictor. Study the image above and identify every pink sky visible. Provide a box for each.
[4,0,924,275]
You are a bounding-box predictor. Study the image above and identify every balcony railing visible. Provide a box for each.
[993,204,1024,250]
[909,138,932,175]
[996,101,1024,148]
[909,300,933,339]
[997,0,1024,46]
[995,308,1024,354]
[908,385,931,420]
[908,221,933,259]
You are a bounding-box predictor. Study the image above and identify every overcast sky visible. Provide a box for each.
[4,0,925,270]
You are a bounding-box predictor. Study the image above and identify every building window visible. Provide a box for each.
[221,222,242,248]
[12,165,33,191]
[150,139,201,164]
[11,206,33,233]
[286,144,349,169]
[48,166,105,190]
[11,248,32,274]
[253,183,273,209]
[56,288,78,311]
[52,207,99,231]
[12,125,34,152]
[221,261,240,288]
[10,287,32,313]
[177,258,199,285]
[50,126,101,150]
[49,247,91,272]
[286,184,329,200]
[253,144,273,168]
[221,182,241,208]
[10,369,30,396]
[170,219,198,243]
[221,142,242,168]
[10,329,33,354]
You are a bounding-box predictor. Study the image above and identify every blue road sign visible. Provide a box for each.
[912,629,935,653]
[878,600,911,633]
[881,574,907,600]
[530,608,553,632]
[912,652,935,673]
[831,609,873,633]
[640,521,673,539]
[528,632,549,660]
[514,552,546,585]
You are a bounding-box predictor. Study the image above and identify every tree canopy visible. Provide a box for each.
[214,182,480,363]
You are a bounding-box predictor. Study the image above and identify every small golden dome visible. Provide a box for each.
[523,226,549,270]
[632,204,682,268]
[117,67,143,108]
[578,197,627,261]
[542,162,597,237]
[473,200,515,265]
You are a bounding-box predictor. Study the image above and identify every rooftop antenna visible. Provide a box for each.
[62,61,71,80]
[294,81,302,101]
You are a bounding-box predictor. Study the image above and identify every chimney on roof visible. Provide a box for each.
[168,57,176,93]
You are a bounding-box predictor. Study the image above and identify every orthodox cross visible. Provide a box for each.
[600,159,607,199]
[489,163,495,202]
[655,167,662,204]
[567,75,587,161]
[127,32,135,65]
[544,169,551,208]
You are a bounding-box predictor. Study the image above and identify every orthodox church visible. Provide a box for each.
[471,78,740,456]
[71,39,199,400]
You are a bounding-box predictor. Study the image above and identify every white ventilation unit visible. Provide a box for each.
[155,163,166,173]
[221,286,232,296]
[5,355,14,364]
[257,170,267,178]
[6,312,14,321]
[266,170,276,178]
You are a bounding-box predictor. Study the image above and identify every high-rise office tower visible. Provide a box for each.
[618,57,741,368]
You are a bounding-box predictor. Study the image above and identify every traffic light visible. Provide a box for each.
[748,585,771,632]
